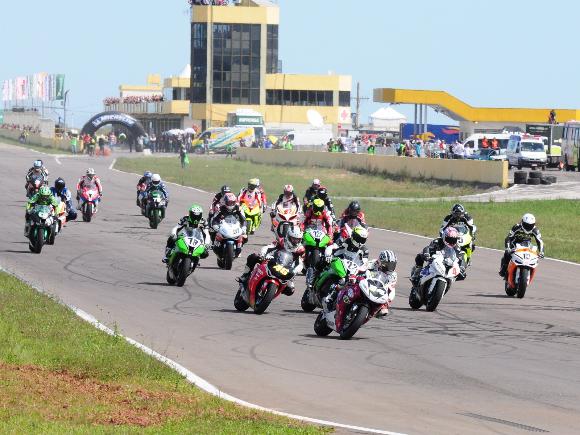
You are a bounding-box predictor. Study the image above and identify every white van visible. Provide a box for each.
[462,133,511,156]
[506,134,548,169]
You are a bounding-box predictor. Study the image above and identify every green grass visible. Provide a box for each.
[0,135,72,155]
[0,271,328,434]
[115,156,488,200]
[334,199,579,263]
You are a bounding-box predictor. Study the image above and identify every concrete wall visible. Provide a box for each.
[3,111,55,138]
[237,148,509,187]
[0,129,70,150]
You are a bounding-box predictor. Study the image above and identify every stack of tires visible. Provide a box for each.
[514,171,528,185]
[541,175,557,185]
[527,170,542,185]
[514,170,558,186]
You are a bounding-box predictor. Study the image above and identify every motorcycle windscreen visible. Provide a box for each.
[268,250,296,281]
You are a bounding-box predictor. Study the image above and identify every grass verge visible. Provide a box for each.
[115,156,488,200]
[0,136,72,155]
[334,199,579,263]
[0,271,328,434]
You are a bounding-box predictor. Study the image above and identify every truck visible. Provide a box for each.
[526,124,563,167]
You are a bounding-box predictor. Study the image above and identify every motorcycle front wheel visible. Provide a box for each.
[83,203,93,222]
[223,243,234,270]
[301,288,316,313]
[426,280,446,312]
[176,257,192,287]
[254,282,277,315]
[516,268,529,299]
[339,304,369,340]
[149,209,161,229]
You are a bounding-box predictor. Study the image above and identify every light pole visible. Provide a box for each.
[63,90,70,136]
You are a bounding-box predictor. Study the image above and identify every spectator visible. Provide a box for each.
[70,135,78,154]
[492,138,499,149]
[150,133,157,153]
[98,136,106,156]
[481,136,489,149]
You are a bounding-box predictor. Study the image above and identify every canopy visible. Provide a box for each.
[179,64,191,78]
[370,107,407,121]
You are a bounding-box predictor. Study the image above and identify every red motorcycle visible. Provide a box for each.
[79,186,101,222]
[234,250,296,314]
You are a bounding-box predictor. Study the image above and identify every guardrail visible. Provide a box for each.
[237,148,509,187]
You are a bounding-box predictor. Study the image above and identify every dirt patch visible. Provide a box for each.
[0,363,198,427]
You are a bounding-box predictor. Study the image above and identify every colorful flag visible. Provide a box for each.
[55,74,65,100]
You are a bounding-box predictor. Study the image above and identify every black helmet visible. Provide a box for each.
[452,203,465,219]
[54,177,66,192]
[188,204,204,226]
[347,201,361,216]
[317,187,328,200]
[221,185,231,195]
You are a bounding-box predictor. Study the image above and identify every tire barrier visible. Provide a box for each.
[513,171,528,185]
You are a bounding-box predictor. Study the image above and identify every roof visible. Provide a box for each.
[370,107,406,121]
[374,88,580,123]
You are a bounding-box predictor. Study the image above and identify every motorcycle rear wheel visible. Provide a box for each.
[234,288,249,311]
[314,312,332,336]
[517,268,529,299]
[426,280,446,312]
[176,257,192,287]
[254,282,277,315]
[339,304,369,340]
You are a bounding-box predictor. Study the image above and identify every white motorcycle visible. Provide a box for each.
[409,246,461,312]
[212,214,245,270]
[504,241,540,299]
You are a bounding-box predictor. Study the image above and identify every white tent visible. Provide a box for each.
[369,107,407,131]
[179,64,191,78]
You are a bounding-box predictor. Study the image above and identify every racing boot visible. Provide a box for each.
[324,285,339,311]
[409,265,421,287]
[498,253,509,277]
[162,247,172,264]
[236,265,251,284]
[24,222,30,237]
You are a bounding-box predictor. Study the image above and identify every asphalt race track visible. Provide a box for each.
[1,142,580,435]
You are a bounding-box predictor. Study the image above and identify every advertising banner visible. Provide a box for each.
[2,73,64,102]
[55,74,65,100]
[16,77,26,100]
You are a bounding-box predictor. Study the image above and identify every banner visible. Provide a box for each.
[55,74,65,100]
[2,81,9,102]
[16,77,26,100]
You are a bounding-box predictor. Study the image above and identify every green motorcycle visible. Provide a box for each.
[27,204,56,254]
[301,254,364,313]
[147,190,167,229]
[166,228,207,287]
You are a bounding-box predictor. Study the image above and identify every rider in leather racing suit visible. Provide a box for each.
[237,226,305,296]
[163,204,211,263]
[76,168,103,210]
[26,160,49,184]
[410,227,466,286]
[209,193,247,241]
[499,213,545,277]
[302,198,334,235]
[50,178,77,221]
[208,185,231,221]
[136,171,152,206]
[25,185,59,236]
[440,203,477,250]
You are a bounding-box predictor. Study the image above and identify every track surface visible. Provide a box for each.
[1,143,580,435]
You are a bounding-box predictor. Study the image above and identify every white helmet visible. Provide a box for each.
[377,249,397,273]
[521,213,536,233]
[151,173,161,186]
[284,226,303,251]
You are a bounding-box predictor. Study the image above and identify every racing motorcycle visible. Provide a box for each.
[271,202,299,238]
[234,250,296,314]
[301,254,366,313]
[79,186,101,222]
[146,190,167,229]
[27,204,56,254]
[314,269,396,340]
[451,223,473,272]
[213,214,245,270]
[409,246,461,312]
[137,182,148,209]
[504,241,539,299]
[54,199,68,235]
[26,174,46,198]
[240,193,262,235]
[166,228,207,287]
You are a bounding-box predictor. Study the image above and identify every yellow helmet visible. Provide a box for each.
[248,178,259,190]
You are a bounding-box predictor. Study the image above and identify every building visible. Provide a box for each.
[104,0,352,137]
[189,0,351,133]
[374,87,580,138]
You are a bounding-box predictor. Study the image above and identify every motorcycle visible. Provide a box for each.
[451,223,473,272]
[137,183,148,211]
[504,241,539,299]
[301,254,366,313]
[240,194,262,235]
[27,204,56,254]
[146,190,167,229]
[79,186,101,222]
[26,174,46,198]
[166,228,207,287]
[54,199,68,235]
[234,249,296,314]
[314,270,396,340]
[271,202,299,238]
[409,246,461,311]
[213,215,245,270]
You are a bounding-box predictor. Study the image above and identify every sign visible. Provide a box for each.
[91,113,136,128]
[236,115,263,126]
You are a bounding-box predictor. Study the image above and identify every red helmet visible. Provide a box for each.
[223,193,237,212]
[443,227,459,248]
[283,184,294,197]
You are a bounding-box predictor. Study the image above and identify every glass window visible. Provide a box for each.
[191,23,207,103]
[267,25,279,73]
[339,91,350,107]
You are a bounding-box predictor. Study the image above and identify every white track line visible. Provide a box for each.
[0,265,406,435]
[108,158,117,171]
[55,156,62,165]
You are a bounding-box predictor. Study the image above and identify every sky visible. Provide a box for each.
[1,0,579,128]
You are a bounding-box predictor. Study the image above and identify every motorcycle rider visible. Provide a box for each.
[338,201,367,229]
[209,192,247,241]
[238,178,264,209]
[303,178,321,207]
[272,184,301,215]
[144,173,169,217]
[355,249,398,317]
[25,185,59,236]
[322,225,370,309]
[136,171,153,206]
[208,185,232,221]
[236,226,305,296]
[440,203,477,248]
[499,213,545,278]
[255,178,267,213]
[76,168,103,210]
[26,160,49,184]
[314,187,336,219]
[410,227,466,286]
[302,198,333,235]
[162,204,211,264]
[50,178,77,221]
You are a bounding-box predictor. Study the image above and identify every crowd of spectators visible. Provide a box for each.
[103,95,164,107]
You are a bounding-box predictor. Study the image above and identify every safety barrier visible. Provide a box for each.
[237,148,509,187]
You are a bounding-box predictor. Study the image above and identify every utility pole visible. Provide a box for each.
[352,82,369,130]
[63,90,69,136]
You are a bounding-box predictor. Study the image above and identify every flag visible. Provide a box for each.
[183,154,190,165]
[55,74,65,100]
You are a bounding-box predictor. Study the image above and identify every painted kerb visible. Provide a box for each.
[237,148,508,187]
